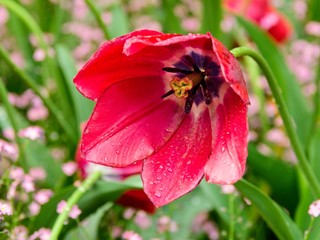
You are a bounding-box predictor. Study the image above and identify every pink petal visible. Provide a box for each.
[212,38,249,103]
[142,109,212,207]
[74,29,163,101]
[205,87,248,184]
[82,78,185,167]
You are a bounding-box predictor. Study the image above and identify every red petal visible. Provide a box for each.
[74,29,163,101]
[224,0,268,21]
[211,36,249,104]
[142,110,212,207]
[117,189,156,214]
[82,78,185,167]
[265,8,292,43]
[205,87,248,184]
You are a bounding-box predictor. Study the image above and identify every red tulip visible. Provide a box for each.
[74,30,249,207]
[224,0,292,43]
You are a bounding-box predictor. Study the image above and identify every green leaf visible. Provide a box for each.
[308,0,320,21]
[295,126,320,230]
[108,5,129,38]
[237,17,312,145]
[161,0,183,33]
[24,140,63,187]
[235,179,303,240]
[200,181,229,222]
[201,0,222,39]
[247,144,298,214]
[56,45,94,126]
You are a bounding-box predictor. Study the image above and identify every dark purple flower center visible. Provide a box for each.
[161,51,223,113]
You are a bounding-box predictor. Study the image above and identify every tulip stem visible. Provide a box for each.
[230,47,320,198]
[49,171,102,240]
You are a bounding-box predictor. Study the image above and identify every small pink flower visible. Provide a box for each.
[29,228,51,240]
[308,200,320,218]
[57,200,81,219]
[7,181,19,200]
[134,210,151,229]
[9,167,25,180]
[0,139,18,161]
[305,21,320,37]
[57,200,67,214]
[12,226,28,240]
[21,175,35,193]
[69,204,81,219]
[122,231,143,240]
[0,201,13,216]
[62,162,78,176]
[2,128,15,140]
[29,201,41,216]
[29,167,47,181]
[18,126,45,141]
[27,105,49,121]
[157,216,178,233]
[33,48,46,62]
[34,189,53,204]
[0,7,9,26]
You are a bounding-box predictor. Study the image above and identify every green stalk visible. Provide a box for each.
[228,193,235,240]
[84,0,110,39]
[230,47,320,198]
[0,78,27,169]
[304,217,315,240]
[0,46,78,145]
[49,171,102,240]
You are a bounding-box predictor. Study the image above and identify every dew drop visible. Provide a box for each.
[159,165,163,169]
[116,150,120,155]
[154,191,162,198]
[149,181,154,185]
[221,147,225,152]
[186,160,192,165]
[156,176,162,181]
[167,168,173,173]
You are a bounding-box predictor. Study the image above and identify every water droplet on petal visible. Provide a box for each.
[149,181,154,185]
[186,160,192,165]
[159,165,163,169]
[154,191,162,198]
[167,168,173,173]
[156,176,162,181]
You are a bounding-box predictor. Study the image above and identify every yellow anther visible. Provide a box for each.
[170,77,193,99]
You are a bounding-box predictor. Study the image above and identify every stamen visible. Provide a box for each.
[161,90,174,99]
[201,80,212,104]
[185,55,201,72]
[184,94,195,113]
[162,67,193,75]
[184,86,199,113]
[169,77,193,99]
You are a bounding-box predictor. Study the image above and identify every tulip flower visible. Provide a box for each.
[224,0,292,43]
[74,30,249,206]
